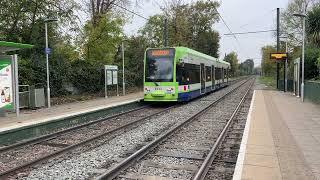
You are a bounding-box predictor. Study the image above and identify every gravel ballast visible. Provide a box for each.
[20,79,249,179]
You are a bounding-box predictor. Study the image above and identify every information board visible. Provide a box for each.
[0,56,13,110]
[113,71,118,84]
[107,71,113,85]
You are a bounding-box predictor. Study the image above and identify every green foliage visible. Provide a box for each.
[223,52,239,77]
[304,46,320,79]
[240,59,254,75]
[258,76,276,88]
[307,5,320,47]
[83,14,124,66]
[139,15,165,47]
[140,0,220,57]
[120,36,148,87]
[70,60,103,93]
[0,0,79,44]
[261,45,277,76]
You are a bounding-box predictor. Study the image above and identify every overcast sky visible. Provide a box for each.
[123,0,289,67]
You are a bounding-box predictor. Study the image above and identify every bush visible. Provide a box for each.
[305,47,320,80]
[70,60,104,93]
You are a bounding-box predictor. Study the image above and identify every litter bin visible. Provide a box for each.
[30,85,45,108]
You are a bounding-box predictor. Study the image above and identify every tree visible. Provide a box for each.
[82,14,124,65]
[89,0,130,26]
[307,5,320,47]
[223,52,239,77]
[240,59,254,75]
[0,0,79,44]
[261,45,277,76]
[304,46,320,79]
[140,0,220,57]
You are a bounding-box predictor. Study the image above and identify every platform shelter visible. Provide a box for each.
[0,41,33,117]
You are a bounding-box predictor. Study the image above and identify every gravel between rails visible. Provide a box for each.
[204,88,253,180]
[114,79,254,180]
[0,106,166,174]
[15,79,248,180]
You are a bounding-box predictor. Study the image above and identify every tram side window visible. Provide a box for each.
[205,66,211,82]
[187,63,200,84]
[176,64,187,85]
[215,67,221,80]
[176,63,200,85]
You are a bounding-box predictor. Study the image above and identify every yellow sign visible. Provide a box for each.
[270,53,287,60]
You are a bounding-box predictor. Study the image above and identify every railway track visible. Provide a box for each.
[0,105,176,178]
[194,79,253,180]
[94,78,254,179]
[2,77,249,179]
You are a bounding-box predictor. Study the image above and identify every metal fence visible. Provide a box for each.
[305,81,320,104]
[278,80,294,92]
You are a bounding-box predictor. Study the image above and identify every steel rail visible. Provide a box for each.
[0,105,178,178]
[95,78,253,180]
[193,78,255,180]
[0,105,149,153]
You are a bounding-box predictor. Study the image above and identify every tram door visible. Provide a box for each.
[211,65,215,90]
[200,63,206,94]
[222,68,225,84]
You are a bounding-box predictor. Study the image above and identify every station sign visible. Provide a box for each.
[0,56,14,110]
[45,48,52,55]
[105,65,118,71]
[270,53,288,60]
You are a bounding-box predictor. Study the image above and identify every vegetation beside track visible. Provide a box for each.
[258,76,276,88]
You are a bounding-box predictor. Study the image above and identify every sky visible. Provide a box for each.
[123,0,289,67]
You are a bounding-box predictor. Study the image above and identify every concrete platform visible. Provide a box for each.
[0,92,143,133]
[233,90,320,180]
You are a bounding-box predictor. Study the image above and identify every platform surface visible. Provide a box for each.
[0,92,143,133]
[234,89,320,180]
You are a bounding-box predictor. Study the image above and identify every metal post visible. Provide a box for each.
[297,60,300,97]
[105,68,108,98]
[293,63,296,95]
[117,81,119,96]
[301,5,306,102]
[122,41,125,96]
[276,8,280,90]
[13,54,19,117]
[45,22,51,108]
[285,39,288,92]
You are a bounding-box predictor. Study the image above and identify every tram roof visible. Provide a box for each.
[175,47,230,65]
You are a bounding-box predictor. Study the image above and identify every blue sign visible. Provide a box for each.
[45,48,52,55]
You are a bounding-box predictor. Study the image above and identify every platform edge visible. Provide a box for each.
[232,90,256,180]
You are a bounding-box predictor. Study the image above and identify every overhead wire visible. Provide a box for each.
[214,7,250,61]
[239,9,277,29]
[224,29,277,35]
[112,3,149,20]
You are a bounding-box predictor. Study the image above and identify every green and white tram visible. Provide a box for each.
[144,47,230,102]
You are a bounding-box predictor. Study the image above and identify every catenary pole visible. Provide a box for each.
[276,8,280,90]
[45,22,50,108]
[301,3,306,102]
[122,41,125,96]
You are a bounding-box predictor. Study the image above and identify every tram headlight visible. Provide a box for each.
[144,87,151,94]
[166,87,175,94]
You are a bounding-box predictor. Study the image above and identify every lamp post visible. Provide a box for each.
[44,18,57,108]
[280,36,288,92]
[293,5,307,102]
